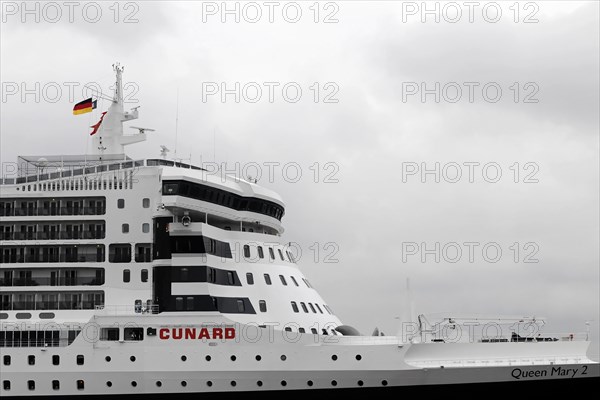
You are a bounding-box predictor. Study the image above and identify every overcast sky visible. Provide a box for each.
[1,1,598,356]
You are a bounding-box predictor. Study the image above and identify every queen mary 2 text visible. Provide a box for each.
[159,327,236,340]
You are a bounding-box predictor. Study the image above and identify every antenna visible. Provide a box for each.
[175,88,179,159]
[130,126,156,134]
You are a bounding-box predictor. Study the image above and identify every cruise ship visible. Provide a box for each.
[0,64,598,398]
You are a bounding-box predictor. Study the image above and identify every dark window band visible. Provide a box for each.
[170,236,232,258]
[162,180,284,221]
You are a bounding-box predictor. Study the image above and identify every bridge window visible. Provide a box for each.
[290,276,299,286]
[142,198,150,208]
[308,303,317,313]
[117,199,125,209]
[259,300,267,312]
[100,327,119,341]
[123,269,130,283]
[291,301,299,313]
[257,246,264,259]
[300,302,309,313]
[77,355,84,365]
[315,304,323,313]
[269,248,275,260]
[279,275,287,286]
[53,355,60,365]
[125,328,143,341]
[141,269,148,283]
[243,245,250,258]
[246,273,254,285]
[278,249,285,261]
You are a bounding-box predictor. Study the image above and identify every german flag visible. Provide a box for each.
[73,98,97,115]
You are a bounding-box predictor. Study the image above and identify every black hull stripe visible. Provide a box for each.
[2,377,599,400]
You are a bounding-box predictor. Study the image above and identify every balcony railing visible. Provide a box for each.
[0,206,105,217]
[0,231,105,241]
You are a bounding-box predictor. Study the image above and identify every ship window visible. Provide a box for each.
[52,380,60,390]
[141,269,148,283]
[3,380,10,390]
[175,297,183,311]
[28,355,35,365]
[279,275,287,286]
[186,297,194,311]
[142,223,150,233]
[259,300,267,312]
[263,274,272,285]
[77,355,84,365]
[226,271,234,285]
[125,327,144,341]
[257,246,264,259]
[100,328,119,341]
[52,355,60,365]
[142,198,150,208]
[237,299,245,313]
[311,328,318,334]
[303,278,311,288]
[77,380,84,390]
[246,272,254,285]
[123,269,130,283]
[122,224,129,233]
[287,251,296,263]
[3,355,9,365]
[315,304,323,313]
[290,276,299,286]
[299,328,306,333]
[243,245,250,258]
[269,247,275,260]
[300,302,309,313]
[28,380,35,390]
[117,199,125,209]
[278,249,285,261]
[291,301,299,313]
[308,303,317,313]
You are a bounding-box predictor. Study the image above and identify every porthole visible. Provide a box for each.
[105,356,111,362]
[205,355,212,361]
[106,381,112,387]
[355,355,362,361]
[280,355,287,361]
[331,380,337,386]
[257,380,263,387]
[231,381,237,387]
[307,380,313,386]
[207,381,213,387]
[358,380,364,386]
[255,355,262,361]
[156,381,162,387]
[281,380,287,387]
[181,355,187,362]
[181,381,187,387]
[130,356,136,362]
[230,355,237,361]
[331,355,338,361]
[131,381,137,387]
[381,380,388,386]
